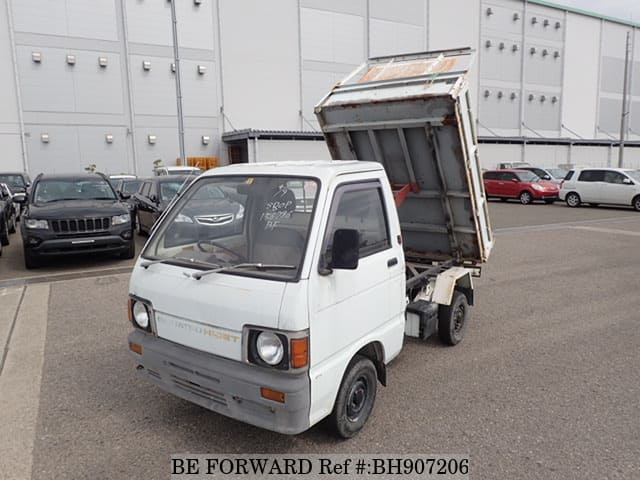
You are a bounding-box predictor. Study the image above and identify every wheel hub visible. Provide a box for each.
[346,378,368,422]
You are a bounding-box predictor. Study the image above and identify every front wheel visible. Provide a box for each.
[121,239,136,259]
[0,221,9,246]
[24,249,39,269]
[633,196,640,212]
[566,192,581,208]
[438,291,469,346]
[328,355,377,439]
[135,212,144,236]
[519,191,533,205]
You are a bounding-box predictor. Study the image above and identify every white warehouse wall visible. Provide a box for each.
[0,0,639,175]
[254,139,331,163]
[220,0,301,131]
[0,1,23,172]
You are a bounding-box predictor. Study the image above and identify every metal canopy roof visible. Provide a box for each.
[222,129,323,142]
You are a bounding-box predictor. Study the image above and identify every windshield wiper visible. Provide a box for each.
[190,263,296,280]
[140,257,219,269]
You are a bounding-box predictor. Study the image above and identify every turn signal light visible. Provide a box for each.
[261,387,285,403]
[127,298,133,323]
[129,341,143,355]
[290,337,309,369]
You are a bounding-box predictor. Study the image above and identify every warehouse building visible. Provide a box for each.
[0,0,639,176]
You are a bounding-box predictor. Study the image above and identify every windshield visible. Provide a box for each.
[144,175,319,281]
[33,179,117,203]
[547,168,567,179]
[626,170,640,182]
[159,180,187,202]
[0,174,25,188]
[515,171,540,182]
[168,168,201,175]
[122,180,143,194]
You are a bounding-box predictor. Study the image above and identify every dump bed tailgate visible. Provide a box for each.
[314,48,493,264]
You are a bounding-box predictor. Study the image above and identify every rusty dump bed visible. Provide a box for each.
[314,48,493,264]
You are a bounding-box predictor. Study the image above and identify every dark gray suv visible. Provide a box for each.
[18,173,135,269]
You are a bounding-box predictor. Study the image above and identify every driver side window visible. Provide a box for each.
[323,183,390,265]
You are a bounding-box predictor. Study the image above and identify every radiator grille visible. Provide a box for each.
[51,217,110,233]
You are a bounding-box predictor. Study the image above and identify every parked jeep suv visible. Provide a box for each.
[19,173,135,269]
[560,168,640,211]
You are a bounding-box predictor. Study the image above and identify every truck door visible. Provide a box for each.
[308,180,401,421]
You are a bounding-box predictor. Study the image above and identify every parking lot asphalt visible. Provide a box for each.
[1,202,639,480]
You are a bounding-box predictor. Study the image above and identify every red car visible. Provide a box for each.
[483,169,559,204]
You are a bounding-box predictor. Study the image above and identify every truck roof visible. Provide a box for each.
[202,160,384,182]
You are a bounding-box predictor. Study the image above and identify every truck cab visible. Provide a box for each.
[129,161,405,436]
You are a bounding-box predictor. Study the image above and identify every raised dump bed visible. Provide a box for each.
[315,48,493,264]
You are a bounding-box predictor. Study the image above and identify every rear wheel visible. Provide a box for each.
[566,192,581,208]
[633,196,640,212]
[438,291,469,346]
[328,355,377,439]
[519,191,533,205]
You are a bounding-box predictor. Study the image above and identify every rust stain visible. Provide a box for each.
[442,114,458,126]
[359,58,458,83]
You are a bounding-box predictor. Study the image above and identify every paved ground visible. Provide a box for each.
[0,202,639,479]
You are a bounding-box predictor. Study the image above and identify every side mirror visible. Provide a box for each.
[331,229,359,270]
[511,178,519,183]
[623,178,633,185]
[12,193,27,204]
[543,175,551,180]
[150,194,158,204]
[120,192,131,200]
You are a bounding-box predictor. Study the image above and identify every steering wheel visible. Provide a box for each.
[197,240,245,261]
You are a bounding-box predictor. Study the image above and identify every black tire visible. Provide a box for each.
[328,355,377,439]
[566,192,581,208]
[438,291,469,346]
[519,191,533,205]
[0,221,9,246]
[135,212,144,236]
[8,215,16,234]
[24,249,39,269]
[122,239,136,259]
[632,196,640,212]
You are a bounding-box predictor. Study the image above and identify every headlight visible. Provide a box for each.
[132,301,150,329]
[256,331,284,365]
[112,213,131,225]
[531,184,544,191]
[236,204,244,220]
[25,219,48,229]
[175,213,193,223]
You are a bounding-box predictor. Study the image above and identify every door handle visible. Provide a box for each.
[387,257,398,267]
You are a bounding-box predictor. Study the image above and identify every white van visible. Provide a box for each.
[560,168,640,211]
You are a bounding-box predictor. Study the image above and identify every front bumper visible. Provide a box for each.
[532,191,559,200]
[128,330,311,435]
[24,232,131,256]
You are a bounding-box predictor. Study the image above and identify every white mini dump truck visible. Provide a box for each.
[127,48,493,438]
